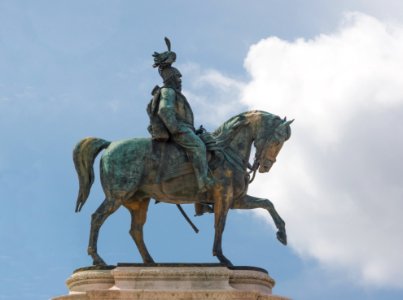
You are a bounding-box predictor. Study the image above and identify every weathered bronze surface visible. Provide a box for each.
[73,38,293,266]
[74,111,292,266]
[148,37,214,194]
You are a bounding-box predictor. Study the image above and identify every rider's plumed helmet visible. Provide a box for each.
[152,37,180,84]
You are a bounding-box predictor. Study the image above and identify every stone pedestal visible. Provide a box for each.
[53,263,289,300]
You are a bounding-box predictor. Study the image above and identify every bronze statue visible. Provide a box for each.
[147,38,214,193]
[73,39,293,266]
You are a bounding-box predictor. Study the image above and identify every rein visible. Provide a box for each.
[221,145,260,184]
[247,159,259,183]
[247,138,265,184]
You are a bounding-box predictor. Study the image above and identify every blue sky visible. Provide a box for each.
[1,1,403,299]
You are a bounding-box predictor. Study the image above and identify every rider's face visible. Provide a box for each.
[162,68,182,90]
[174,72,182,91]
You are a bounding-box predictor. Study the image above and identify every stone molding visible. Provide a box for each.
[53,264,289,300]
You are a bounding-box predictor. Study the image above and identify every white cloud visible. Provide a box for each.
[183,12,403,289]
[180,63,247,129]
[240,12,403,288]
[355,0,403,21]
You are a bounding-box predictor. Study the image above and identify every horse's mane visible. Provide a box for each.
[212,110,277,148]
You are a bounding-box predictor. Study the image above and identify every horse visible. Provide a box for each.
[73,110,293,266]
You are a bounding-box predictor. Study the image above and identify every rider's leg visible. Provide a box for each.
[173,128,214,192]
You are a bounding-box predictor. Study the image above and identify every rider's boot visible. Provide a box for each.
[186,145,216,193]
[193,160,216,193]
[198,175,216,193]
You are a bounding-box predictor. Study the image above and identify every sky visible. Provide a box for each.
[1,1,403,299]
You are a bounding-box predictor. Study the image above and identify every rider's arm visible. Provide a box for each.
[158,88,180,134]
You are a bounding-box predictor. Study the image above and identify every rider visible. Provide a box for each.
[147,38,215,194]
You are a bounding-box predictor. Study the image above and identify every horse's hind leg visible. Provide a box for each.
[125,198,154,263]
[232,195,287,245]
[88,198,121,265]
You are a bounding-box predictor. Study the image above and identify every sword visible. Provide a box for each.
[176,204,199,233]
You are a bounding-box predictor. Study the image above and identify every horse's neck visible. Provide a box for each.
[228,125,255,165]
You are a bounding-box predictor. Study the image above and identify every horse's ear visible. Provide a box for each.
[278,119,294,129]
[287,119,295,125]
[283,116,287,122]
[284,119,294,126]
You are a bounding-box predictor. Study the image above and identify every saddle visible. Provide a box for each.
[151,130,222,183]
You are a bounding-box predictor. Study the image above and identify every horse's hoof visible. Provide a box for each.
[217,255,233,267]
[92,257,107,266]
[276,231,287,245]
[224,260,234,267]
[144,258,155,264]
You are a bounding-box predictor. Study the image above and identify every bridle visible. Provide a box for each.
[247,159,259,183]
[247,125,287,183]
[247,138,272,184]
[222,117,292,184]
[247,135,268,184]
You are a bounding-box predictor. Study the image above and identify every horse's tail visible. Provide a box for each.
[73,137,111,212]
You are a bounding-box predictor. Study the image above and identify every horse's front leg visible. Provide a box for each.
[212,170,234,266]
[232,194,287,245]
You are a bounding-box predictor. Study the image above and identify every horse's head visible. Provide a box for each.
[254,117,293,173]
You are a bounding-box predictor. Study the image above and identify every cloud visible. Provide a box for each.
[176,12,403,289]
[180,63,247,129]
[240,12,403,288]
[355,0,403,21]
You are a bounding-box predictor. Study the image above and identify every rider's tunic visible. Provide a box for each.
[153,87,208,189]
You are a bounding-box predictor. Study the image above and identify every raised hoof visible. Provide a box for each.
[276,230,287,245]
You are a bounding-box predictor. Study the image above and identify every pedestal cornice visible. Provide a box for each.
[53,263,288,300]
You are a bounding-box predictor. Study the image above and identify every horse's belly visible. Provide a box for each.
[138,174,204,204]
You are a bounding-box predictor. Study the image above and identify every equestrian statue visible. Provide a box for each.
[73,38,293,266]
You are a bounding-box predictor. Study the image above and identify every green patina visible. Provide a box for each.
[72,38,293,266]
[74,110,292,266]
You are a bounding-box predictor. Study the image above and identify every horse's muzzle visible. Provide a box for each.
[259,160,274,173]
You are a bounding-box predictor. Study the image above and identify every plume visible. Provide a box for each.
[164,37,171,51]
